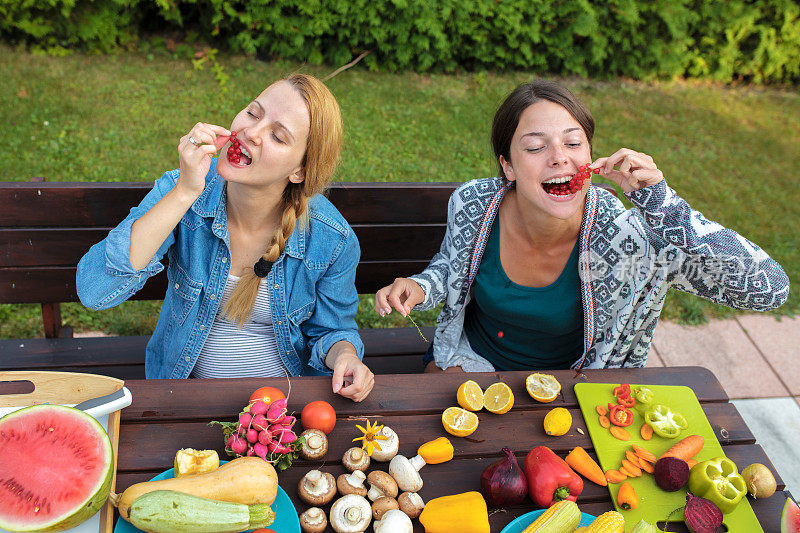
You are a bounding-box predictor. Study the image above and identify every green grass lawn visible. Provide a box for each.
[1,45,797,338]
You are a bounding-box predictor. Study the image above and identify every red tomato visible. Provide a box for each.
[301,401,336,434]
[248,386,286,407]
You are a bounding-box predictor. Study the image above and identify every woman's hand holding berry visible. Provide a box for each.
[176,122,231,199]
[375,278,425,317]
[590,148,664,194]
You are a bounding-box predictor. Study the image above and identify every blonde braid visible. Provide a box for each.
[224,184,309,327]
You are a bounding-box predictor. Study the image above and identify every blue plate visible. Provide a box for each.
[500,508,595,533]
[114,464,300,533]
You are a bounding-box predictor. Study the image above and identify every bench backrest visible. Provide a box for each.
[0,181,615,335]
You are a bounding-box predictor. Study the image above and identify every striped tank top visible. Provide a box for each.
[192,274,287,378]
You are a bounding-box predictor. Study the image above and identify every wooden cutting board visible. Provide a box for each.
[574,382,762,532]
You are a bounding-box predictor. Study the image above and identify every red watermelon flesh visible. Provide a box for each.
[0,405,113,532]
[783,496,800,533]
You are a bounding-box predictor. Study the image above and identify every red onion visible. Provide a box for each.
[684,493,723,533]
[480,447,528,507]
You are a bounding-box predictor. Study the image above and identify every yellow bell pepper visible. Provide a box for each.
[419,491,489,533]
[417,437,454,464]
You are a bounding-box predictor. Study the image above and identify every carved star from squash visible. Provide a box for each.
[352,419,389,457]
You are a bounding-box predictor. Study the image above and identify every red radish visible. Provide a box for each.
[225,435,235,450]
[230,436,247,455]
[253,442,268,460]
[267,399,288,421]
[252,414,268,431]
[238,412,253,428]
[281,416,296,428]
[268,441,291,454]
[250,400,268,417]
[246,429,259,443]
[281,432,298,444]
[246,447,255,457]
[258,431,273,446]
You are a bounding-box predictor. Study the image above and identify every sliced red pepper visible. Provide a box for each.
[617,393,636,408]
[612,383,631,398]
[609,404,634,427]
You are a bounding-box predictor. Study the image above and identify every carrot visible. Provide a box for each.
[610,426,630,441]
[596,404,608,416]
[632,445,656,464]
[566,446,608,487]
[621,459,642,477]
[640,423,653,440]
[638,459,654,474]
[598,415,611,428]
[617,482,639,510]
[687,459,698,469]
[659,434,704,462]
[605,469,627,484]
[625,450,644,468]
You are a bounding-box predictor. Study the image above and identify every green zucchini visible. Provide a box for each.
[128,490,275,533]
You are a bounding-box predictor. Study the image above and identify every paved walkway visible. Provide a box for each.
[648,314,800,496]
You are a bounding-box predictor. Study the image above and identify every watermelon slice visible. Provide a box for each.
[782,496,800,533]
[0,405,113,532]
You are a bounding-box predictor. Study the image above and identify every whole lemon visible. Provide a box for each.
[543,407,572,436]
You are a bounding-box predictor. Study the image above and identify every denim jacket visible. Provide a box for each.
[76,160,364,379]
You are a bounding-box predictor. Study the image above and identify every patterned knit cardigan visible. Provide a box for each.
[408,178,790,371]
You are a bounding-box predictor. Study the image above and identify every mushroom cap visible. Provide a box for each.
[298,470,337,506]
[373,509,413,533]
[337,471,368,497]
[389,455,423,493]
[397,492,425,519]
[366,470,399,501]
[299,507,328,533]
[370,426,400,462]
[299,429,328,460]
[342,446,371,472]
[329,494,372,533]
[371,496,399,520]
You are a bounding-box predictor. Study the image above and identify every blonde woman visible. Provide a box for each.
[77,74,374,401]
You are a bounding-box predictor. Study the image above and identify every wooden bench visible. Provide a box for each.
[0,180,615,378]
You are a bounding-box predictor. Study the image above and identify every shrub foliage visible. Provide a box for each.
[2,0,798,82]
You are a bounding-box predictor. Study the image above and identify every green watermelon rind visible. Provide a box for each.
[782,496,800,533]
[0,405,114,532]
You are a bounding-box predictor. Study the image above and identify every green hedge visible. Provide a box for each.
[2,0,798,82]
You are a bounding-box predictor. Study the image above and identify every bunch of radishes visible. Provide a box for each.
[227,398,299,460]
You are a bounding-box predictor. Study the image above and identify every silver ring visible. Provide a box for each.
[188,135,200,147]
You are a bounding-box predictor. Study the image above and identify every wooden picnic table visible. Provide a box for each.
[114,366,792,532]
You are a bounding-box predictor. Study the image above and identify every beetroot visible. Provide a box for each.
[655,456,690,492]
[684,493,723,533]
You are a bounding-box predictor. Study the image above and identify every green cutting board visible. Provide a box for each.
[574,383,762,532]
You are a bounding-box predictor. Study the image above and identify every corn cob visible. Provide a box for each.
[522,500,581,533]
[586,510,625,533]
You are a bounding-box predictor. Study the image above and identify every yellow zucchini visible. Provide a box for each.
[112,457,278,519]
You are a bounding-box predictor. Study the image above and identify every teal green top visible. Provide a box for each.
[463,219,584,370]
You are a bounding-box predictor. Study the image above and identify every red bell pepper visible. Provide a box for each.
[616,394,636,408]
[609,404,634,427]
[612,384,631,397]
[523,446,583,508]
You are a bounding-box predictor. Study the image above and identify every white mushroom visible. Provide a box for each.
[299,507,328,533]
[389,455,423,493]
[371,496,399,520]
[337,470,368,497]
[397,492,424,519]
[300,429,328,460]
[298,469,338,506]
[373,509,412,533]
[366,470,399,502]
[330,494,372,533]
[370,426,400,462]
[343,447,371,472]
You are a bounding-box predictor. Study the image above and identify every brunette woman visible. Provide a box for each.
[376,79,789,372]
